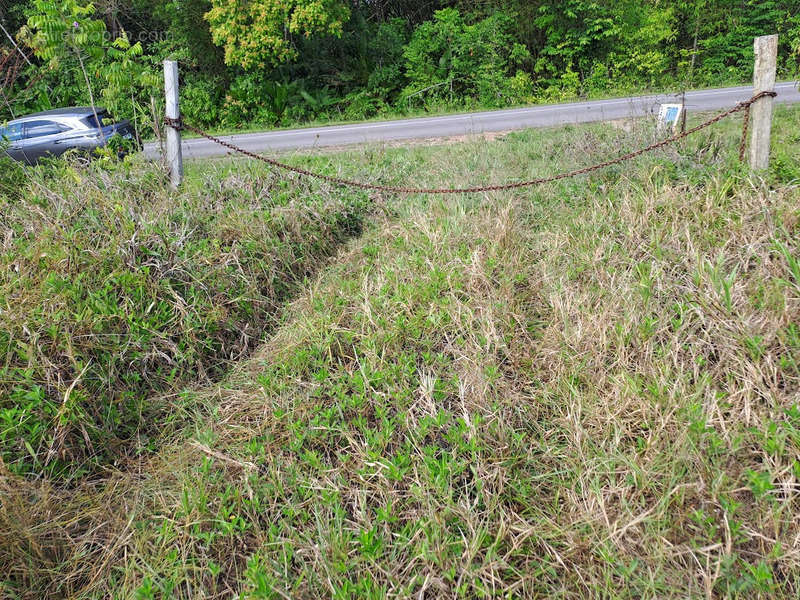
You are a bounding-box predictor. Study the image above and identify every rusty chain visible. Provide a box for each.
[739,103,751,163]
[165,91,776,195]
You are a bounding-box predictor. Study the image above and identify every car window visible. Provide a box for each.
[0,123,24,142]
[23,120,68,139]
[84,111,116,128]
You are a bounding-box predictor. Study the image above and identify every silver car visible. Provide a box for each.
[0,107,136,165]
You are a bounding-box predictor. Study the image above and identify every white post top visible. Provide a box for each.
[750,35,777,171]
[163,60,183,188]
[753,35,778,92]
[164,60,180,120]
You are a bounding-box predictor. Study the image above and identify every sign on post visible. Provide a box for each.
[657,103,683,133]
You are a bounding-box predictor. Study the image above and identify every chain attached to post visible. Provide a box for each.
[165,91,777,195]
[739,103,751,163]
[164,116,182,129]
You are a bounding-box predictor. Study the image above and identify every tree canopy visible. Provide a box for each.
[1,0,798,134]
[205,0,351,69]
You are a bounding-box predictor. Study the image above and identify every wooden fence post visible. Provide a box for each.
[750,35,778,171]
[164,60,183,189]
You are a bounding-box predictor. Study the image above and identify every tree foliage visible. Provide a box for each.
[205,0,351,69]
[2,0,799,131]
[402,8,529,107]
[13,0,158,133]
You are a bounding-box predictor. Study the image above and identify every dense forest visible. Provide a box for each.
[1,1,799,136]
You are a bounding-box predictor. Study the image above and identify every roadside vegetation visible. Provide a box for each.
[1,106,799,597]
[2,1,799,138]
[0,154,371,478]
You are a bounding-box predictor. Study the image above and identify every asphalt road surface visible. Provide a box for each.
[144,81,800,160]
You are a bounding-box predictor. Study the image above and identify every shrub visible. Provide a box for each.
[181,76,225,127]
[506,70,535,104]
[343,89,387,121]
[220,75,297,127]
[365,19,409,97]
[220,73,265,126]
[401,8,525,108]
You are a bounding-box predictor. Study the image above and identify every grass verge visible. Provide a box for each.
[0,157,372,478]
[2,105,800,598]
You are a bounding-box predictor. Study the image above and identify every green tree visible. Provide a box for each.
[402,8,527,107]
[697,0,786,82]
[23,0,108,130]
[22,0,157,135]
[205,0,351,69]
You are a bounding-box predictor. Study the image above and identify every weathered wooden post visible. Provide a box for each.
[750,35,778,171]
[164,60,183,189]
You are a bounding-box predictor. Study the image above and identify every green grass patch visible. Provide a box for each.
[0,158,372,478]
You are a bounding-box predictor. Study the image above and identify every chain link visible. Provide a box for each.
[164,91,776,195]
[739,103,751,163]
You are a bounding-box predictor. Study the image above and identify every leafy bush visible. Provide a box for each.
[506,70,535,104]
[220,73,265,125]
[365,19,409,97]
[0,158,371,478]
[342,89,387,121]
[181,76,225,128]
[402,8,525,109]
[299,87,339,121]
[220,75,297,127]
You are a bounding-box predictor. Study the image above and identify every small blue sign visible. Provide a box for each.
[664,106,680,123]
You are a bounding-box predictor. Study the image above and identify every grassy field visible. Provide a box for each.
[2,106,800,598]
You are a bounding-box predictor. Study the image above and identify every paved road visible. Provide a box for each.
[144,81,800,160]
